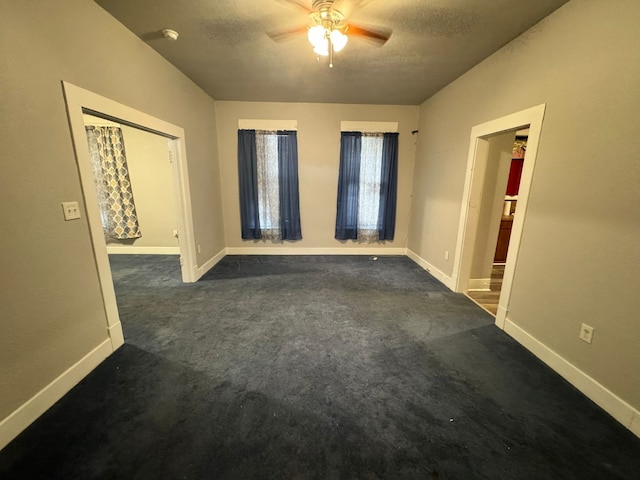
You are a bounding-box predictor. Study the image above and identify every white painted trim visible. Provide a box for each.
[108,322,125,350]
[340,121,398,132]
[0,339,114,450]
[495,304,508,329]
[167,138,198,283]
[406,249,456,290]
[195,248,227,280]
[503,318,640,438]
[238,119,297,130]
[106,246,180,255]
[631,413,640,438]
[226,247,407,256]
[452,104,546,326]
[468,278,491,291]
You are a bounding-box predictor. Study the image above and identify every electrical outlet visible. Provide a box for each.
[444,251,449,261]
[61,201,81,220]
[197,244,202,254]
[579,323,594,344]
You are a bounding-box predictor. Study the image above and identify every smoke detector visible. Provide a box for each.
[162,29,179,41]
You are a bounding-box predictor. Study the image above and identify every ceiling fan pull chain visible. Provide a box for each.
[329,40,334,68]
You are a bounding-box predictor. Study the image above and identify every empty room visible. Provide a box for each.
[1,0,639,478]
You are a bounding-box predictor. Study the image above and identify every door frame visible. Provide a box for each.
[452,104,546,329]
[62,82,198,348]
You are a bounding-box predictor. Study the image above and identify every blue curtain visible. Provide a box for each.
[237,129,302,240]
[335,132,362,240]
[377,133,399,240]
[335,131,398,241]
[278,131,302,240]
[237,130,261,239]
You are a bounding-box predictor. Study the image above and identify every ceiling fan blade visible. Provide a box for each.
[350,0,377,8]
[333,0,377,13]
[267,25,309,42]
[346,23,391,45]
[274,0,312,14]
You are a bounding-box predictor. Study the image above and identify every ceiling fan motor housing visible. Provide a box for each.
[312,0,337,12]
[310,1,344,31]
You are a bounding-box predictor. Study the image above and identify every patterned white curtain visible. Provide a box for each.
[255,130,281,240]
[357,133,383,242]
[85,126,142,240]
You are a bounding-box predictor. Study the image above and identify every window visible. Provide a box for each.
[237,129,302,241]
[335,131,399,242]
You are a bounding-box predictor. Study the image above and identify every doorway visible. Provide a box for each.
[63,82,198,349]
[466,130,528,314]
[452,104,546,329]
[82,113,181,255]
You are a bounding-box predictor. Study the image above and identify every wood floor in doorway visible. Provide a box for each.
[467,264,505,315]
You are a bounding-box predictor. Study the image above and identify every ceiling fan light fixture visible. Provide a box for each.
[305,2,353,66]
[313,38,330,56]
[308,25,326,47]
[330,29,348,52]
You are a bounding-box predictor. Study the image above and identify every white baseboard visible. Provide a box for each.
[468,278,491,291]
[405,249,456,290]
[495,304,508,329]
[0,338,115,451]
[106,246,180,255]
[225,247,407,256]
[108,322,125,350]
[631,412,640,437]
[194,248,227,281]
[503,318,640,438]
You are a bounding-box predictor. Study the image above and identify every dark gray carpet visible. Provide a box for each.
[1,255,638,479]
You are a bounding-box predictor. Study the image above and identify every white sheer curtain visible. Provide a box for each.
[357,133,383,242]
[255,130,281,240]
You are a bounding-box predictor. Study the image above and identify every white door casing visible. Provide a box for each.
[452,103,546,329]
[62,81,198,349]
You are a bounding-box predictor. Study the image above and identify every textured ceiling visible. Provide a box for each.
[95,0,569,105]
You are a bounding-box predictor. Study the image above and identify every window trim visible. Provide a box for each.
[238,119,297,131]
[340,121,398,133]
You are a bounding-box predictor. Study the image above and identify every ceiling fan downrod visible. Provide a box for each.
[308,0,345,68]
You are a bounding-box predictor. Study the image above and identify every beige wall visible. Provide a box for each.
[215,102,419,250]
[0,0,224,422]
[114,126,178,249]
[408,0,640,409]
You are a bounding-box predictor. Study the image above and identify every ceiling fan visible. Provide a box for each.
[270,0,392,68]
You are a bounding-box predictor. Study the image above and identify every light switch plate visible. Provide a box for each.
[61,201,81,220]
[579,323,594,344]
